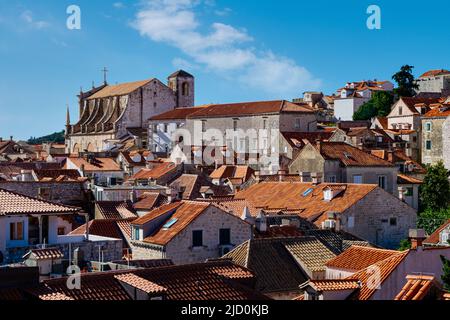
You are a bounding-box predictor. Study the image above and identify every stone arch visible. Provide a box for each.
[182,82,190,96]
[86,143,95,152]
[72,143,80,154]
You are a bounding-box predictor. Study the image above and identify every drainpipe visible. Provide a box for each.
[38,216,43,246]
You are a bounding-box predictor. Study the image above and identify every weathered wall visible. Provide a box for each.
[340,188,417,249]
[422,117,445,166]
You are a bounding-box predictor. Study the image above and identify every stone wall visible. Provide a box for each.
[0,181,87,207]
[421,117,445,166]
[131,206,252,264]
[443,117,450,170]
[340,187,417,249]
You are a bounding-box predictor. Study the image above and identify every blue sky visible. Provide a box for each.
[0,0,449,140]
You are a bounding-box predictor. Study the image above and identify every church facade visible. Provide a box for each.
[65,70,194,154]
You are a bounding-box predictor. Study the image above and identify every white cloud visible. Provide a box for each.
[20,10,50,29]
[113,2,125,9]
[133,0,320,96]
[214,7,232,16]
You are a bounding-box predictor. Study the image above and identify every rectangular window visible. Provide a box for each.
[295,118,301,129]
[405,187,413,197]
[57,227,66,236]
[233,119,238,132]
[163,124,168,133]
[134,228,140,241]
[390,217,397,226]
[378,175,387,190]
[263,119,267,130]
[153,125,158,133]
[10,222,24,241]
[192,230,203,247]
[426,140,432,150]
[202,121,207,133]
[353,175,363,184]
[425,122,432,132]
[219,229,231,245]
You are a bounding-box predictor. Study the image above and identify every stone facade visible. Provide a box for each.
[421,117,447,167]
[338,188,417,248]
[131,206,252,265]
[66,71,194,154]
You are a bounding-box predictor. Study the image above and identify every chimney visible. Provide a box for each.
[83,212,90,241]
[311,172,322,185]
[316,139,322,153]
[10,136,13,141]
[398,187,407,202]
[255,210,267,233]
[241,206,255,225]
[409,229,426,250]
[129,190,138,203]
[278,170,287,182]
[254,171,261,183]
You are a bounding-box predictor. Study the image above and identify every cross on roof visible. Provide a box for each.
[101,67,109,84]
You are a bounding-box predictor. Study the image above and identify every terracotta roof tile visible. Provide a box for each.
[29,260,266,300]
[318,142,394,167]
[306,279,361,291]
[115,273,167,294]
[325,245,399,271]
[235,182,377,227]
[187,100,314,118]
[24,248,64,260]
[142,201,211,246]
[67,157,121,172]
[347,250,409,300]
[150,106,211,121]
[0,188,79,215]
[69,219,129,241]
[132,202,182,226]
[133,192,168,211]
[423,104,450,118]
[420,69,450,78]
[397,174,423,185]
[424,219,450,245]
[394,275,435,300]
[284,237,336,272]
[96,201,137,219]
[129,162,177,180]
[87,79,153,99]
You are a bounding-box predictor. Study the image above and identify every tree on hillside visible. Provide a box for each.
[441,256,450,292]
[420,161,450,212]
[392,65,418,97]
[27,130,65,145]
[353,91,394,120]
[417,208,450,235]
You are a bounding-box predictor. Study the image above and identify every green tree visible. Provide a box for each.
[353,91,394,120]
[420,161,450,212]
[392,65,418,97]
[417,208,450,235]
[441,256,450,292]
[398,239,411,251]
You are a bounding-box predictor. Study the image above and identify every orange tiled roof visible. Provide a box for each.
[87,79,153,99]
[142,201,211,246]
[347,250,409,300]
[210,165,254,181]
[424,219,450,245]
[150,106,211,121]
[187,100,314,118]
[325,245,399,271]
[398,174,423,185]
[114,273,167,294]
[129,162,177,180]
[420,69,450,78]
[68,157,121,172]
[29,260,265,300]
[318,142,394,167]
[69,219,126,240]
[96,201,137,219]
[0,188,79,215]
[235,182,377,226]
[132,202,182,226]
[423,105,450,118]
[307,279,361,291]
[394,275,435,300]
[24,248,64,260]
[133,192,167,211]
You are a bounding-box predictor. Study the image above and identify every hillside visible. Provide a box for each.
[27,130,65,145]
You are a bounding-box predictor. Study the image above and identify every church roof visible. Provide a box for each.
[168,70,194,79]
[87,79,154,100]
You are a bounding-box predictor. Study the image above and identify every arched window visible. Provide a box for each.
[182,82,189,96]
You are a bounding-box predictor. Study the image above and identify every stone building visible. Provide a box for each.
[421,98,450,169]
[130,201,252,264]
[65,70,194,154]
[415,69,450,96]
[235,181,417,249]
[288,141,398,194]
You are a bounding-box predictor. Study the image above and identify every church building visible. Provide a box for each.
[65,70,194,154]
